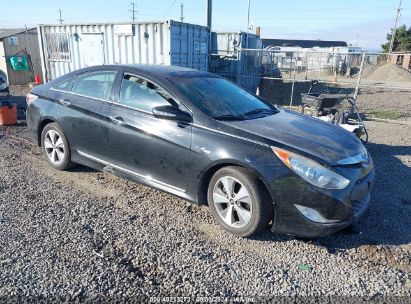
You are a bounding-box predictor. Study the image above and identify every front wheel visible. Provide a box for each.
[207,166,273,237]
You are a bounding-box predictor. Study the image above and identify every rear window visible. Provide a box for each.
[71,71,117,100]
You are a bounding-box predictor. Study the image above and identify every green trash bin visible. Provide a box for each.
[8,56,29,71]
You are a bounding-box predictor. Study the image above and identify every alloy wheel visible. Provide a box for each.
[212,176,253,228]
[44,129,65,165]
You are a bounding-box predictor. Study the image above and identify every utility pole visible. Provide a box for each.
[246,0,251,34]
[58,9,64,25]
[206,0,212,30]
[180,2,184,23]
[388,0,402,56]
[206,0,212,67]
[246,0,251,48]
[130,2,138,23]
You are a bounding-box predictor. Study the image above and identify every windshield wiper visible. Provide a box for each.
[214,109,276,121]
[213,114,246,121]
[243,108,275,116]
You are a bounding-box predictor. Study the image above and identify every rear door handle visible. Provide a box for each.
[58,98,70,106]
[110,116,125,125]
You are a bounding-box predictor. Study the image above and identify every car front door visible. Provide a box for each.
[56,70,118,161]
[107,72,192,191]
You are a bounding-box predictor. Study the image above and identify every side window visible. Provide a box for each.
[72,71,117,100]
[54,77,73,91]
[119,74,174,112]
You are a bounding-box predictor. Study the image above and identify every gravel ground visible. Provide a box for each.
[0,87,410,302]
[357,89,411,117]
[8,85,31,96]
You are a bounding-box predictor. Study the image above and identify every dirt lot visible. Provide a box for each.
[0,86,410,301]
[357,89,411,118]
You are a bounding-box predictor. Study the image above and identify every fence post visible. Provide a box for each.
[290,56,297,106]
[353,51,366,103]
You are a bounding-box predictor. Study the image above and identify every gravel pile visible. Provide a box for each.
[0,112,410,300]
[362,64,411,83]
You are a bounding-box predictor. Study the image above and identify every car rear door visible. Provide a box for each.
[56,69,118,161]
[107,71,192,191]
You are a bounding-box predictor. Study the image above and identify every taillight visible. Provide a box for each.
[26,93,38,105]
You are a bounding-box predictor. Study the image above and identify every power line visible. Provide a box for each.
[163,0,178,18]
[130,2,138,22]
[58,8,64,25]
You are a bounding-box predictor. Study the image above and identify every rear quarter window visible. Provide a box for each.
[54,78,73,91]
[71,71,117,100]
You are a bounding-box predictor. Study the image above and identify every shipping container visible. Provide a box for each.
[38,20,209,81]
[209,32,262,93]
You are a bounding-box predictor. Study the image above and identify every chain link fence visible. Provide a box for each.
[210,49,411,107]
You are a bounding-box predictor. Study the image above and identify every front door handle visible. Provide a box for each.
[110,116,125,126]
[58,98,70,106]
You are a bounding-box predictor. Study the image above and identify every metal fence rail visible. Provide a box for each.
[211,49,411,106]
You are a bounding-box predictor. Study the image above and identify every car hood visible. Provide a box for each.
[218,109,365,166]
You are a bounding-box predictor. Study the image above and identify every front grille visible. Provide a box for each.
[351,193,370,218]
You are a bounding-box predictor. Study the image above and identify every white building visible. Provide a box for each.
[261,38,361,73]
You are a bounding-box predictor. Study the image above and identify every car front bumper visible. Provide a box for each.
[269,162,375,238]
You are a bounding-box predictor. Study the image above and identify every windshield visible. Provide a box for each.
[173,77,278,120]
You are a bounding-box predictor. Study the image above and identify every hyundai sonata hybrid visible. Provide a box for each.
[26,65,375,237]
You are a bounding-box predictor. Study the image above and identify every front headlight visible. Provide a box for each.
[272,147,350,190]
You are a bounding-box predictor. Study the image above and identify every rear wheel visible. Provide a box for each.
[41,123,73,171]
[207,166,273,237]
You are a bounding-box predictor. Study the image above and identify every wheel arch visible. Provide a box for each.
[37,118,56,146]
[197,159,273,206]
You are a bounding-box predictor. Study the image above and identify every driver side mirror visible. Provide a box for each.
[152,105,192,122]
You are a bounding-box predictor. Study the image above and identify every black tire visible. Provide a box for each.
[207,166,273,237]
[41,122,74,171]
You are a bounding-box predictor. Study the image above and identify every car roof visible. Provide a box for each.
[72,64,220,80]
[125,64,218,79]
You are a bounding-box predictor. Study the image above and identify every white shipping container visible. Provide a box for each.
[38,20,209,81]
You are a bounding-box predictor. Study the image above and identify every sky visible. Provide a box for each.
[0,0,410,50]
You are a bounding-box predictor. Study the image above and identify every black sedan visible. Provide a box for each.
[26,65,375,237]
